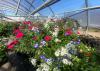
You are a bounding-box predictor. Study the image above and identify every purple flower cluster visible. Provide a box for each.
[40,55,50,62]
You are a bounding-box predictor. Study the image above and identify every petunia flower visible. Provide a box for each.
[13,29,21,35]
[77,31,80,35]
[65,29,73,36]
[16,32,24,39]
[7,40,19,49]
[23,21,32,26]
[44,36,52,41]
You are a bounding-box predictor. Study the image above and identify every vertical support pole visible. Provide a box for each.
[85,0,89,35]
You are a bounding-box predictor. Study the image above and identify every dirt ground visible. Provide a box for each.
[80,29,100,38]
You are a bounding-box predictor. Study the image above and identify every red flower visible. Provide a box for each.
[77,31,80,35]
[33,36,38,41]
[16,32,24,39]
[13,29,21,34]
[65,29,73,36]
[28,26,33,30]
[44,36,52,41]
[7,40,19,49]
[23,21,32,25]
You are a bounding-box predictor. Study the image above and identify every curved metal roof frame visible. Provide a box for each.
[0,4,28,15]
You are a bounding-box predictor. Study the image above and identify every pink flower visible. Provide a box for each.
[77,31,80,35]
[7,40,19,49]
[16,32,24,39]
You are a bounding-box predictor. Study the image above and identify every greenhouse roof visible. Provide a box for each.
[0,0,100,16]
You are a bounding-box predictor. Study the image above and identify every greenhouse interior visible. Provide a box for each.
[0,0,100,71]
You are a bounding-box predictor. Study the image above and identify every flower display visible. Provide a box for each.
[1,19,98,71]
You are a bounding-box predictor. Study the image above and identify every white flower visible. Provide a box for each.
[65,43,75,51]
[66,53,72,58]
[36,68,42,71]
[52,32,58,37]
[31,58,37,66]
[55,49,61,57]
[53,67,59,71]
[60,47,67,56]
[40,63,50,71]
[44,23,49,29]
[54,38,61,43]
[62,59,72,65]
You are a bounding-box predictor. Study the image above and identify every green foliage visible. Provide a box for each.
[0,43,7,63]
[0,23,17,37]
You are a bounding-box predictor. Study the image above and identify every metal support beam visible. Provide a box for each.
[25,0,41,15]
[15,0,21,15]
[0,3,28,15]
[28,0,59,17]
[42,0,55,16]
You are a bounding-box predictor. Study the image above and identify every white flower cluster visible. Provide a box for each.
[36,63,50,71]
[62,58,72,65]
[54,42,77,65]
[54,46,72,57]
[53,67,59,71]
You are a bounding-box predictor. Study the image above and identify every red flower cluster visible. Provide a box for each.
[65,29,73,36]
[44,36,52,41]
[7,40,19,49]
[23,21,32,25]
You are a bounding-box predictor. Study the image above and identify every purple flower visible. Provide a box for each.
[40,55,46,59]
[34,43,39,48]
[78,39,81,42]
[41,40,46,46]
[77,41,80,44]
[65,32,69,36]
[44,59,49,62]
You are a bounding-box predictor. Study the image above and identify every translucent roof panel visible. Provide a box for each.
[0,0,100,17]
